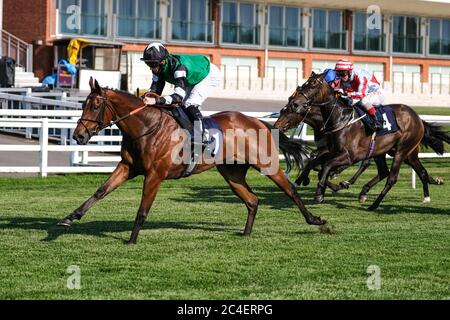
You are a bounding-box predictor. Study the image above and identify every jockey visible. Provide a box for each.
[334,59,384,130]
[141,42,221,143]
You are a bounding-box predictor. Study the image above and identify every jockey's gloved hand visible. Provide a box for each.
[334,88,346,96]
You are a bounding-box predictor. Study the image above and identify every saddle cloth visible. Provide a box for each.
[354,103,399,136]
[170,107,223,177]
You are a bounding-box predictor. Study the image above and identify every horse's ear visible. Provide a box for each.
[89,77,94,91]
[310,71,316,77]
[94,79,101,94]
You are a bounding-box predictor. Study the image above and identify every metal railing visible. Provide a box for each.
[115,16,161,39]
[354,33,386,52]
[268,27,305,48]
[312,31,347,50]
[221,23,260,45]
[0,30,33,72]
[393,35,423,54]
[170,19,214,43]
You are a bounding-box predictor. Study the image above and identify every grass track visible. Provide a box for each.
[0,159,449,299]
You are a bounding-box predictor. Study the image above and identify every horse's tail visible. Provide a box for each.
[421,121,450,155]
[261,121,311,171]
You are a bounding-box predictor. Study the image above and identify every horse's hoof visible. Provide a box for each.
[314,195,324,204]
[340,181,351,189]
[367,204,378,211]
[309,216,326,226]
[359,195,367,204]
[126,240,137,245]
[423,197,431,203]
[57,219,72,227]
[436,178,444,185]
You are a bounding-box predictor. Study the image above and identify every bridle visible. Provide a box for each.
[77,89,160,140]
[77,92,112,140]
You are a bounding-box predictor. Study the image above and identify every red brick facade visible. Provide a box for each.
[3,0,450,82]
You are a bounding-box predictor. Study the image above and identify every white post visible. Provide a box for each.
[25,88,32,139]
[40,118,49,177]
[69,116,79,166]
[82,151,88,164]
[412,169,416,189]
[301,124,307,140]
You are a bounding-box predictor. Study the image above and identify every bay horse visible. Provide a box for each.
[58,78,325,244]
[276,87,444,201]
[274,72,450,210]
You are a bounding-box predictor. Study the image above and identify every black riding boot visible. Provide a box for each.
[185,105,205,145]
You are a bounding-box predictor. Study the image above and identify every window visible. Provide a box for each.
[429,18,450,55]
[354,12,385,52]
[393,16,422,54]
[116,0,160,39]
[222,2,260,45]
[171,0,212,42]
[312,9,346,50]
[58,0,107,36]
[268,5,304,47]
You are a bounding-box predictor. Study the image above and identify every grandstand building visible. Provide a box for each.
[2,0,450,104]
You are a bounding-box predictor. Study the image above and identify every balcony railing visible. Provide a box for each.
[429,38,450,56]
[222,23,260,45]
[354,33,386,52]
[116,16,161,39]
[393,35,423,54]
[269,27,305,48]
[59,11,107,37]
[312,31,347,50]
[0,30,33,72]
[170,20,213,43]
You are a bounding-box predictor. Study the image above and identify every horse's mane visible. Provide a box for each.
[108,88,143,105]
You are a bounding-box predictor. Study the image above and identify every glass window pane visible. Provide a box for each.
[81,0,106,36]
[406,17,419,53]
[191,0,207,41]
[269,6,283,46]
[313,9,326,48]
[117,0,135,37]
[222,2,237,43]
[443,20,450,54]
[138,0,159,38]
[393,16,404,52]
[430,19,441,54]
[239,3,255,44]
[172,0,188,40]
[328,11,342,49]
[286,8,300,47]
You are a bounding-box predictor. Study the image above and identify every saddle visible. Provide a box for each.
[170,107,223,177]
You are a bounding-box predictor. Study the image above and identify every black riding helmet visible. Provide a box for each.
[141,43,168,68]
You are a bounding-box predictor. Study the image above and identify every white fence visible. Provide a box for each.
[1,107,449,190]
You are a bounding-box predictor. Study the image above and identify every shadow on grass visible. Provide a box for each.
[0,217,240,242]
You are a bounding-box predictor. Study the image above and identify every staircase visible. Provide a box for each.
[14,67,41,88]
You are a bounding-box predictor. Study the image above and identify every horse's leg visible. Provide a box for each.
[128,173,162,244]
[295,151,330,186]
[367,152,405,211]
[58,162,134,226]
[359,155,389,204]
[265,168,325,225]
[217,164,259,235]
[339,159,371,189]
[315,152,351,203]
[404,152,432,203]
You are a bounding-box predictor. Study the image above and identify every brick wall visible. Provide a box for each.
[3,0,53,80]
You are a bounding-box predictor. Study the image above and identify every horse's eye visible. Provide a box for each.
[91,104,99,111]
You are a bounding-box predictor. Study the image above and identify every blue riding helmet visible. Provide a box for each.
[323,68,338,83]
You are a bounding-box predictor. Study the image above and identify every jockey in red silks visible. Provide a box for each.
[334,59,384,130]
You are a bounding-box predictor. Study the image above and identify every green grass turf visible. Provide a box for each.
[0,159,449,299]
